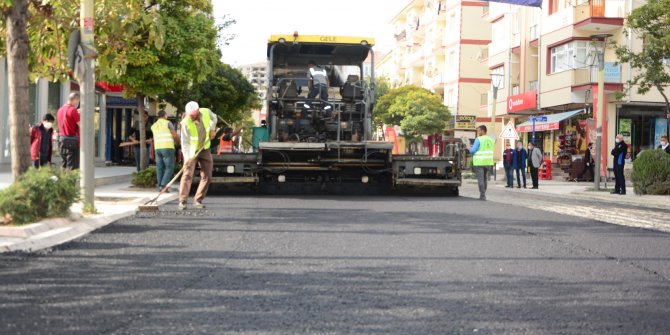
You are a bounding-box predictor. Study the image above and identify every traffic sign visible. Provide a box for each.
[499,121,519,140]
[530,116,548,122]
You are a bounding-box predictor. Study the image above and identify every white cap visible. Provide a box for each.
[185,101,200,116]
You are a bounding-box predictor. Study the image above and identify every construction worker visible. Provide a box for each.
[307,60,329,101]
[151,110,180,191]
[218,126,244,154]
[469,125,495,201]
[178,101,216,210]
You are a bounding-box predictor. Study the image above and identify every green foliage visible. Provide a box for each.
[161,62,260,124]
[131,166,158,188]
[613,0,670,111]
[0,167,80,225]
[374,85,450,138]
[632,149,670,195]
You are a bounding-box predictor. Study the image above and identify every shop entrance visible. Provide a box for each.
[618,106,668,160]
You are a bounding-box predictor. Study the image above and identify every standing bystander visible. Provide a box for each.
[502,143,514,188]
[611,134,628,195]
[512,141,527,188]
[30,114,55,168]
[528,142,543,189]
[56,92,81,170]
[658,136,669,154]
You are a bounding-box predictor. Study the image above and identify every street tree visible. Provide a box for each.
[99,0,220,170]
[374,85,450,141]
[613,0,670,123]
[161,62,260,126]
[0,0,163,179]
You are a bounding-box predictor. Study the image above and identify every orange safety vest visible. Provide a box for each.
[218,136,234,154]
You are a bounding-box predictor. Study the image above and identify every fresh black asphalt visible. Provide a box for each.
[1,192,669,334]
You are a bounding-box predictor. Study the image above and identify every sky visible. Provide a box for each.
[214,0,408,66]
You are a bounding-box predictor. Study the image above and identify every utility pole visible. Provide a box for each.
[591,34,612,191]
[80,0,95,209]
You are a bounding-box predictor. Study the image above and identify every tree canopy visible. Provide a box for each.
[373,85,450,138]
[613,0,670,118]
[161,62,261,124]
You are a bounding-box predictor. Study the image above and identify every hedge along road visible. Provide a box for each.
[0,194,669,334]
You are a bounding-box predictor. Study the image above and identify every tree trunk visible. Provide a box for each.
[6,0,31,181]
[137,93,147,170]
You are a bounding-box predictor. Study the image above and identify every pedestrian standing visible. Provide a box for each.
[658,136,670,154]
[528,142,542,189]
[469,125,495,200]
[56,92,80,170]
[30,114,55,168]
[512,141,527,188]
[178,102,216,210]
[151,110,180,192]
[129,111,152,172]
[611,134,627,195]
[503,143,514,188]
[576,142,594,181]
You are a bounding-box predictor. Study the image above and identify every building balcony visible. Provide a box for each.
[570,66,623,93]
[573,0,624,32]
[394,29,407,42]
[423,72,445,89]
[408,48,424,67]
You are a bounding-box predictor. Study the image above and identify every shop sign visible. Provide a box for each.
[516,122,560,132]
[507,91,537,113]
[604,62,621,83]
[454,115,476,130]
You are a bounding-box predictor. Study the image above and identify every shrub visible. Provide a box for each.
[632,149,670,195]
[131,166,157,188]
[0,167,80,225]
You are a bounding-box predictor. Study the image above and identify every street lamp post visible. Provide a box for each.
[489,73,504,136]
[590,33,612,191]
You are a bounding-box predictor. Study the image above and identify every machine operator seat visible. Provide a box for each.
[278,79,299,99]
[340,75,363,101]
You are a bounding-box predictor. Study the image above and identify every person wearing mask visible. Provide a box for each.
[512,141,528,189]
[151,110,180,192]
[658,136,670,154]
[502,142,514,188]
[611,134,628,195]
[528,142,543,189]
[179,101,216,210]
[576,142,594,182]
[307,60,329,101]
[56,92,80,170]
[30,114,55,168]
[129,111,152,172]
[469,125,495,200]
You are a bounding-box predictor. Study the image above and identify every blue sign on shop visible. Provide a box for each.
[604,63,621,83]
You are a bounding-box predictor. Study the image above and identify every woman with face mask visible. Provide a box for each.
[30,113,56,168]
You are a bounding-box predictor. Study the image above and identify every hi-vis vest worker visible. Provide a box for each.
[183,107,213,158]
[218,136,233,154]
[472,136,495,166]
[309,67,328,85]
[151,118,175,150]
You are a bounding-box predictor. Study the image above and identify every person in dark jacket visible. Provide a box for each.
[503,143,514,188]
[30,113,55,168]
[577,142,594,181]
[611,134,627,195]
[658,135,669,154]
[512,141,527,188]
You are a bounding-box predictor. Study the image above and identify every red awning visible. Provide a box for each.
[96,82,124,92]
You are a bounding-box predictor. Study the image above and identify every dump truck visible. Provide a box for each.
[210,34,466,195]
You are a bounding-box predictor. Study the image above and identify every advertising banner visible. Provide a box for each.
[655,118,669,147]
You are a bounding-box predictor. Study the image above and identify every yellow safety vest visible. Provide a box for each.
[151,118,174,150]
[184,108,212,158]
[473,135,495,166]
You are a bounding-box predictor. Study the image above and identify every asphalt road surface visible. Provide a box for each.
[1,188,669,335]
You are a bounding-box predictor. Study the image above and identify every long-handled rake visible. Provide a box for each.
[137,146,205,212]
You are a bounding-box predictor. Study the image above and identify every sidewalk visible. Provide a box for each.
[465,177,668,210]
[0,167,178,253]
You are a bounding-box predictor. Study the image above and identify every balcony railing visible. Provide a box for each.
[574,0,625,21]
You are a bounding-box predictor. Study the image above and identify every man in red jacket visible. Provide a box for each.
[30,114,55,168]
[56,92,81,170]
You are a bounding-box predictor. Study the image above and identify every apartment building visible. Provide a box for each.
[238,61,269,124]
[487,0,668,167]
[379,0,492,138]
